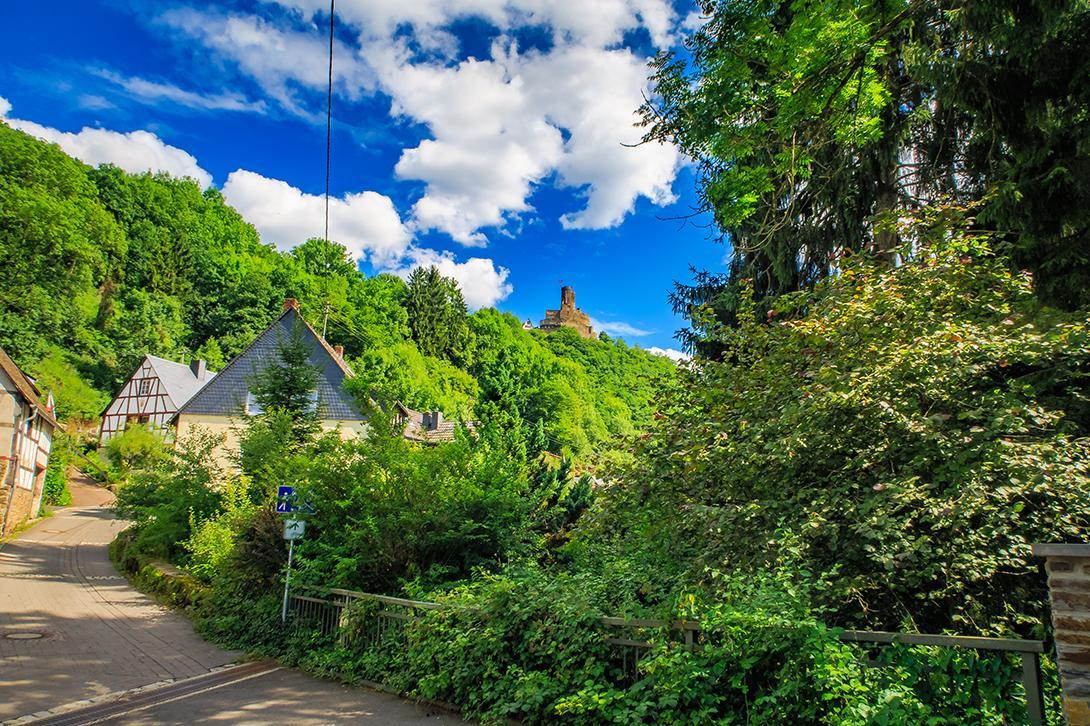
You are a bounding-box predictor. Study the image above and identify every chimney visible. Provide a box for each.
[282,298,300,312]
[190,358,207,380]
[334,345,344,358]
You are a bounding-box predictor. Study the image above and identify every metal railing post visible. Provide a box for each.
[1021,652,1045,726]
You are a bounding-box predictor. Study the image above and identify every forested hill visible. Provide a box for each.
[0,122,674,459]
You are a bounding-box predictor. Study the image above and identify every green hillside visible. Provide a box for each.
[0,122,674,460]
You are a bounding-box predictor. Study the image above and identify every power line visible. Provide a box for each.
[324,0,335,246]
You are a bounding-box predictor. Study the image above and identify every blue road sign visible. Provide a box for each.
[276,485,295,513]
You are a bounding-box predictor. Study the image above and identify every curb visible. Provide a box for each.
[1,662,245,725]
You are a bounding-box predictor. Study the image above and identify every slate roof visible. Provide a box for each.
[175,306,363,421]
[0,345,58,428]
[145,355,215,410]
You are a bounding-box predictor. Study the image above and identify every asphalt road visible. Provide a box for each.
[0,479,463,725]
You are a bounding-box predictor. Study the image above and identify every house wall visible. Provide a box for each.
[0,383,54,535]
[100,358,176,444]
[175,413,369,468]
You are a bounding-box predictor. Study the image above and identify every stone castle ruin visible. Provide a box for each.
[537,286,595,339]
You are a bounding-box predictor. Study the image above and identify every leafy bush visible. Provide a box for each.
[273,572,1054,725]
[102,424,169,484]
[41,431,74,506]
[183,474,256,582]
[587,215,1090,635]
[113,431,227,562]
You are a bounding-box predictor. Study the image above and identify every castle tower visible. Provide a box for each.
[539,286,595,339]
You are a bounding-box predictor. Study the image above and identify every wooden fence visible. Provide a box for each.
[287,584,1048,725]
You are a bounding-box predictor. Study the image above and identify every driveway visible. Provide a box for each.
[0,479,462,724]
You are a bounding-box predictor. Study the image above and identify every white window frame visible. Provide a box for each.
[246,391,264,416]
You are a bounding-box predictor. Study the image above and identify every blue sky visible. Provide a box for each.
[0,0,725,356]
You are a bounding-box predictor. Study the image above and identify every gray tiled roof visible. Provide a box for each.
[175,307,363,421]
[145,355,215,410]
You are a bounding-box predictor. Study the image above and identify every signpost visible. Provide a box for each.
[281,518,305,623]
[276,485,315,514]
[278,485,314,623]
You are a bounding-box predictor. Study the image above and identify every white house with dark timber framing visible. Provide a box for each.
[99,355,214,445]
[0,345,57,536]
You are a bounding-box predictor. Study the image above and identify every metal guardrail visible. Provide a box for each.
[286,585,1048,725]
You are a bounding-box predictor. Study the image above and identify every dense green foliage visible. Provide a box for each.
[41,432,74,506]
[108,222,1076,721]
[645,0,1090,344]
[0,122,673,462]
[583,214,1090,637]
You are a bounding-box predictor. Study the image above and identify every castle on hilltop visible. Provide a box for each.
[532,286,595,339]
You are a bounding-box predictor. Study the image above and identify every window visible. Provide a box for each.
[138,379,152,396]
[125,414,150,429]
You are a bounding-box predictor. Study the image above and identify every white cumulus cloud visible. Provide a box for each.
[160,8,374,119]
[386,247,513,310]
[1,98,213,187]
[589,317,652,338]
[221,169,511,308]
[646,346,689,363]
[222,169,411,266]
[275,0,675,48]
[160,1,682,245]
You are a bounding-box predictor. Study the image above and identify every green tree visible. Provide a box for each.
[589,209,1090,635]
[404,266,472,363]
[644,0,1090,345]
[0,123,124,360]
[248,324,322,443]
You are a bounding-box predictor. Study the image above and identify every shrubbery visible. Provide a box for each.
[582,214,1090,637]
[110,220,1082,722]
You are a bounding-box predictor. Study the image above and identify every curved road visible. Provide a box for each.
[0,480,460,724]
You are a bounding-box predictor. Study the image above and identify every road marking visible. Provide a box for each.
[80,666,282,725]
[21,662,281,726]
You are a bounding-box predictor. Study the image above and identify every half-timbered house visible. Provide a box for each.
[0,345,57,536]
[99,355,214,445]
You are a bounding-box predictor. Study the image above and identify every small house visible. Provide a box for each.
[99,355,215,445]
[172,299,368,464]
[0,346,57,535]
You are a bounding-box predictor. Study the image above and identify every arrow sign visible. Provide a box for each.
[283,519,306,540]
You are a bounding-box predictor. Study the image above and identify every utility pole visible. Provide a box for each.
[321,300,330,339]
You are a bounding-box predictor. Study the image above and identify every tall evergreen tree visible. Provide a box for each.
[248,324,322,442]
[404,266,472,363]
